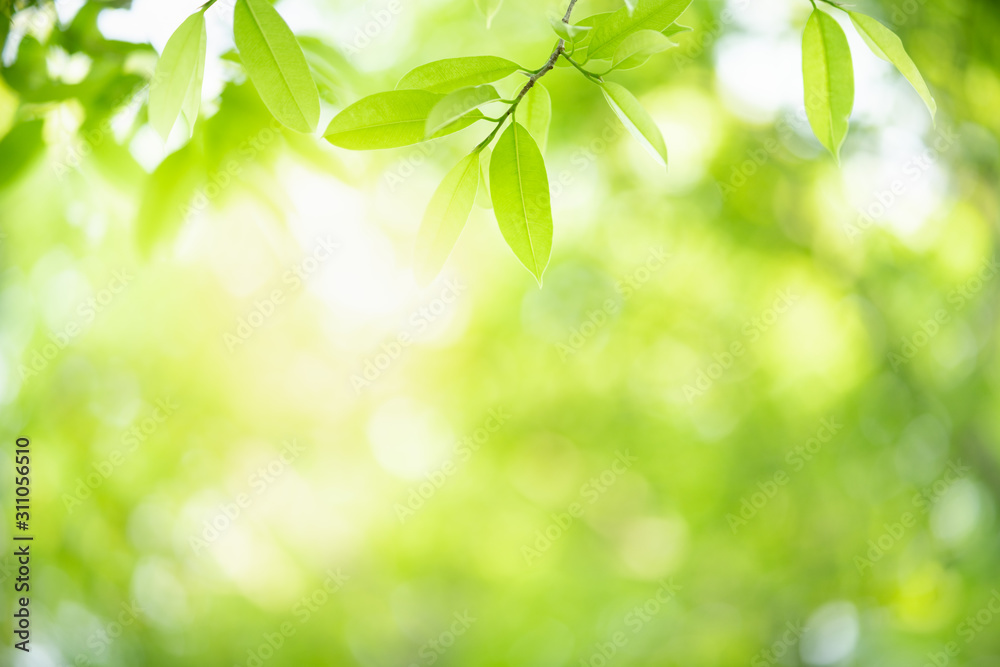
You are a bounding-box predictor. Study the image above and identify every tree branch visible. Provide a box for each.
[562,0,580,22]
[477,0,582,149]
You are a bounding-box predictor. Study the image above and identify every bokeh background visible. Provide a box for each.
[2,0,1000,664]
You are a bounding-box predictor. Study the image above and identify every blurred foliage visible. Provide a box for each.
[1,0,1000,666]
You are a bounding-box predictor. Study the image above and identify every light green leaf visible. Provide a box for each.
[325,90,482,150]
[588,0,693,60]
[180,43,206,135]
[519,82,551,153]
[149,11,207,141]
[849,11,935,120]
[426,85,500,137]
[802,9,855,160]
[476,147,493,209]
[601,81,667,167]
[234,0,320,133]
[396,56,521,94]
[474,0,503,28]
[611,29,677,70]
[414,150,481,285]
[298,36,356,104]
[549,16,592,42]
[490,121,553,284]
[663,22,692,38]
[625,0,638,14]
[556,13,612,66]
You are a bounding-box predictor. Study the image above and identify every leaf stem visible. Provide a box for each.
[562,53,604,83]
[476,0,581,150]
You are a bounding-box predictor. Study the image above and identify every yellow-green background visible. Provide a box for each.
[1,0,1000,664]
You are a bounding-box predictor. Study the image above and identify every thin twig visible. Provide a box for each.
[562,0,580,22]
[476,0,582,149]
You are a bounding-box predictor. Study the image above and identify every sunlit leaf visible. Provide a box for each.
[611,28,676,70]
[414,149,481,285]
[556,13,612,66]
[601,81,667,167]
[549,16,592,43]
[519,82,551,153]
[588,0,693,61]
[149,11,207,141]
[325,90,483,149]
[298,36,357,104]
[663,22,691,37]
[490,121,553,284]
[396,56,521,94]
[474,0,503,28]
[234,0,320,133]
[802,9,854,160]
[476,146,493,209]
[426,85,500,137]
[849,11,935,120]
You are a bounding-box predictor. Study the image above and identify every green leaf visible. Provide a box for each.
[396,56,521,94]
[519,82,551,154]
[233,0,320,133]
[426,85,500,137]
[556,13,612,66]
[414,150,481,285]
[625,0,638,14]
[476,147,493,209]
[549,16,592,43]
[588,0,693,60]
[663,22,692,37]
[325,90,483,150]
[474,0,503,28]
[848,11,935,120]
[802,9,854,160]
[149,11,207,141]
[611,29,677,70]
[601,81,668,167]
[298,36,357,105]
[490,122,553,284]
